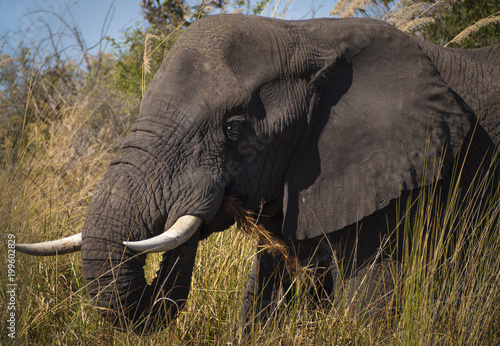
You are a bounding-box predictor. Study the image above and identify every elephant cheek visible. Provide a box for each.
[168,170,225,224]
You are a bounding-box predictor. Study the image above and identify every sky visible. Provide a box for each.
[0,0,336,58]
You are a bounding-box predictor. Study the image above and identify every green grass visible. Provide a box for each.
[2,1,500,344]
[2,109,500,344]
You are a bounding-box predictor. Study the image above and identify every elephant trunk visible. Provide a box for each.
[82,227,200,332]
[80,163,206,333]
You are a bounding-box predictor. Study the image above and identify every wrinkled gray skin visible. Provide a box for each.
[81,15,500,332]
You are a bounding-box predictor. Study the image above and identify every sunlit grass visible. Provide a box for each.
[3,144,500,345]
[3,119,499,343]
[1,1,500,344]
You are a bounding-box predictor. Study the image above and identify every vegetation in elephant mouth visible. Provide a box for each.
[3,0,500,343]
[221,196,304,276]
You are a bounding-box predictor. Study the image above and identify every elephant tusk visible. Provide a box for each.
[16,233,82,256]
[124,215,202,253]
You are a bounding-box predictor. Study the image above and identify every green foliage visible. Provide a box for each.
[421,0,500,47]
[142,0,191,30]
[252,0,272,15]
[345,0,499,47]
[109,0,271,100]
[108,24,178,98]
[110,0,216,99]
[232,0,272,14]
[0,49,74,163]
[0,48,124,165]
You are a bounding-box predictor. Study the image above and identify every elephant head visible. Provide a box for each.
[17,15,499,332]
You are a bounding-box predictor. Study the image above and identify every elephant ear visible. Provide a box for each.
[282,26,472,240]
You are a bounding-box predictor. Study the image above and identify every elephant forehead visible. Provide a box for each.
[141,47,250,121]
[177,14,277,54]
[171,15,301,86]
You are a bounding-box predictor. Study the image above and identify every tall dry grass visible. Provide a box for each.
[2,1,500,344]
[2,89,500,344]
[0,47,137,343]
[329,0,499,46]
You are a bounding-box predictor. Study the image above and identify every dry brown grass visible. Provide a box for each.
[330,0,374,18]
[2,1,500,344]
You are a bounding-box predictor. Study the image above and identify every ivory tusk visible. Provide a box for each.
[124,215,202,253]
[16,233,82,256]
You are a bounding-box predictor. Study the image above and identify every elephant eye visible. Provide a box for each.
[225,121,243,142]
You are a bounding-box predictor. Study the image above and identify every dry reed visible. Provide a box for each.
[446,14,500,46]
[143,34,160,75]
[221,196,304,276]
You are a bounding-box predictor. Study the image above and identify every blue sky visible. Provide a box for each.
[0,0,336,57]
[0,0,144,56]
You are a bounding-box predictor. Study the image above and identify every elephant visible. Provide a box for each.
[17,14,500,333]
